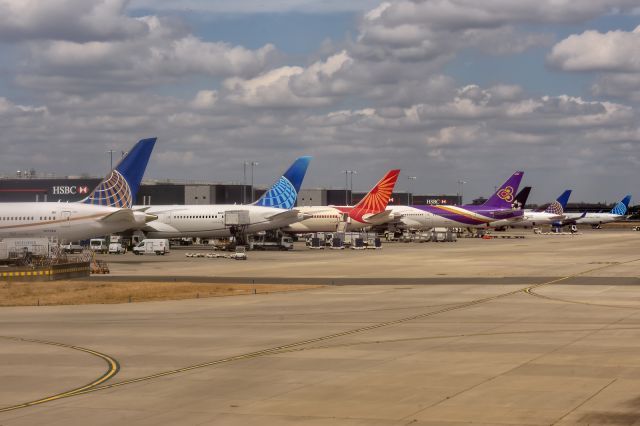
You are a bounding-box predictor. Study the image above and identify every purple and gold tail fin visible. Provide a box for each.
[481,171,524,209]
[81,137,156,208]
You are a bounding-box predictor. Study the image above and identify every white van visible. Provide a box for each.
[132,239,170,255]
[89,238,108,254]
[108,242,127,254]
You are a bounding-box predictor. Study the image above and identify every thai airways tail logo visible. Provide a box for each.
[82,169,133,208]
[497,186,515,203]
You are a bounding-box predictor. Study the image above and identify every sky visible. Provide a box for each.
[0,0,639,204]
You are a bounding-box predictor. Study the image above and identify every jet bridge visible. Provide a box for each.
[225,210,251,247]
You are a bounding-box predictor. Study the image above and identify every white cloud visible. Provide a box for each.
[548,26,640,101]
[593,73,640,101]
[128,0,380,13]
[0,0,147,42]
[548,26,640,72]
[16,15,276,92]
[222,51,352,107]
[190,90,218,109]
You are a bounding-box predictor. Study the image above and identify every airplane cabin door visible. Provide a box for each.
[61,210,72,227]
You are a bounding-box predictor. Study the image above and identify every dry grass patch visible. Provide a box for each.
[0,280,322,306]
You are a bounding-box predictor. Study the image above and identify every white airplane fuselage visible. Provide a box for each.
[490,210,563,229]
[283,206,378,233]
[389,205,522,230]
[0,202,150,242]
[139,204,303,238]
[563,212,625,226]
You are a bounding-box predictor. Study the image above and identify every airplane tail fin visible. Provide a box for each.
[482,171,524,209]
[513,186,531,210]
[610,194,632,215]
[253,156,312,209]
[351,169,401,215]
[555,189,572,210]
[81,137,156,208]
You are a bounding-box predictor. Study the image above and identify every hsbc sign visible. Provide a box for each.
[52,185,90,195]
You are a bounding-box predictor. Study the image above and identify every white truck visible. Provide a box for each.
[132,239,170,255]
[0,238,50,263]
[249,235,294,251]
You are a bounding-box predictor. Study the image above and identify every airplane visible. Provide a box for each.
[387,171,524,230]
[491,189,571,229]
[513,186,532,210]
[139,156,312,239]
[0,138,158,242]
[282,169,401,233]
[554,194,632,229]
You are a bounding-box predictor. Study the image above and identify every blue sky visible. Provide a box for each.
[0,1,639,203]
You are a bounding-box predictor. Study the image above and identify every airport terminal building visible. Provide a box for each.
[0,176,459,206]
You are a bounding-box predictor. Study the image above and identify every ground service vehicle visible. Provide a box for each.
[133,239,170,255]
[89,238,108,254]
[108,242,127,254]
[62,241,84,253]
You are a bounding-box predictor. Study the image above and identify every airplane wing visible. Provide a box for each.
[99,209,135,223]
[491,209,523,219]
[553,212,586,227]
[266,209,304,223]
[142,220,179,233]
[362,210,395,225]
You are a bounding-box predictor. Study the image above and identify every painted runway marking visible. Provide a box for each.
[523,258,640,309]
[3,258,639,412]
[0,337,120,413]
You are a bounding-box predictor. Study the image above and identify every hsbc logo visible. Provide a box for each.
[52,185,89,195]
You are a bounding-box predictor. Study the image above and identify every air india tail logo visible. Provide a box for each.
[349,169,400,222]
[497,186,514,203]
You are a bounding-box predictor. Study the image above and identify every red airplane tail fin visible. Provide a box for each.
[352,169,401,216]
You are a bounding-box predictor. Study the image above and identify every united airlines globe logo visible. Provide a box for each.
[258,176,296,209]
[84,170,133,208]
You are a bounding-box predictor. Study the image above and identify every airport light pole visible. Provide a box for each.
[349,170,356,205]
[250,161,259,202]
[107,149,115,172]
[457,180,467,205]
[242,162,247,204]
[343,170,356,205]
[407,176,416,205]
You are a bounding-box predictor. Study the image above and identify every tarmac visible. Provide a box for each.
[1,229,640,425]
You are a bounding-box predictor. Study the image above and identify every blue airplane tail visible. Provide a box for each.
[81,137,157,208]
[610,194,631,215]
[544,189,572,215]
[253,156,312,209]
[556,189,572,210]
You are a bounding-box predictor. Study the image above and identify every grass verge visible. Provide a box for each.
[0,280,322,306]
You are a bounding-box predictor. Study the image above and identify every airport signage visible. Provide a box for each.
[51,185,90,195]
[423,199,450,205]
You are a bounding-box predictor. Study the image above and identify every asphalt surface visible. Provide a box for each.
[1,229,640,425]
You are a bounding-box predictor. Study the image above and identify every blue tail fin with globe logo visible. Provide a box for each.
[81,137,157,208]
[609,194,631,215]
[253,156,312,209]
